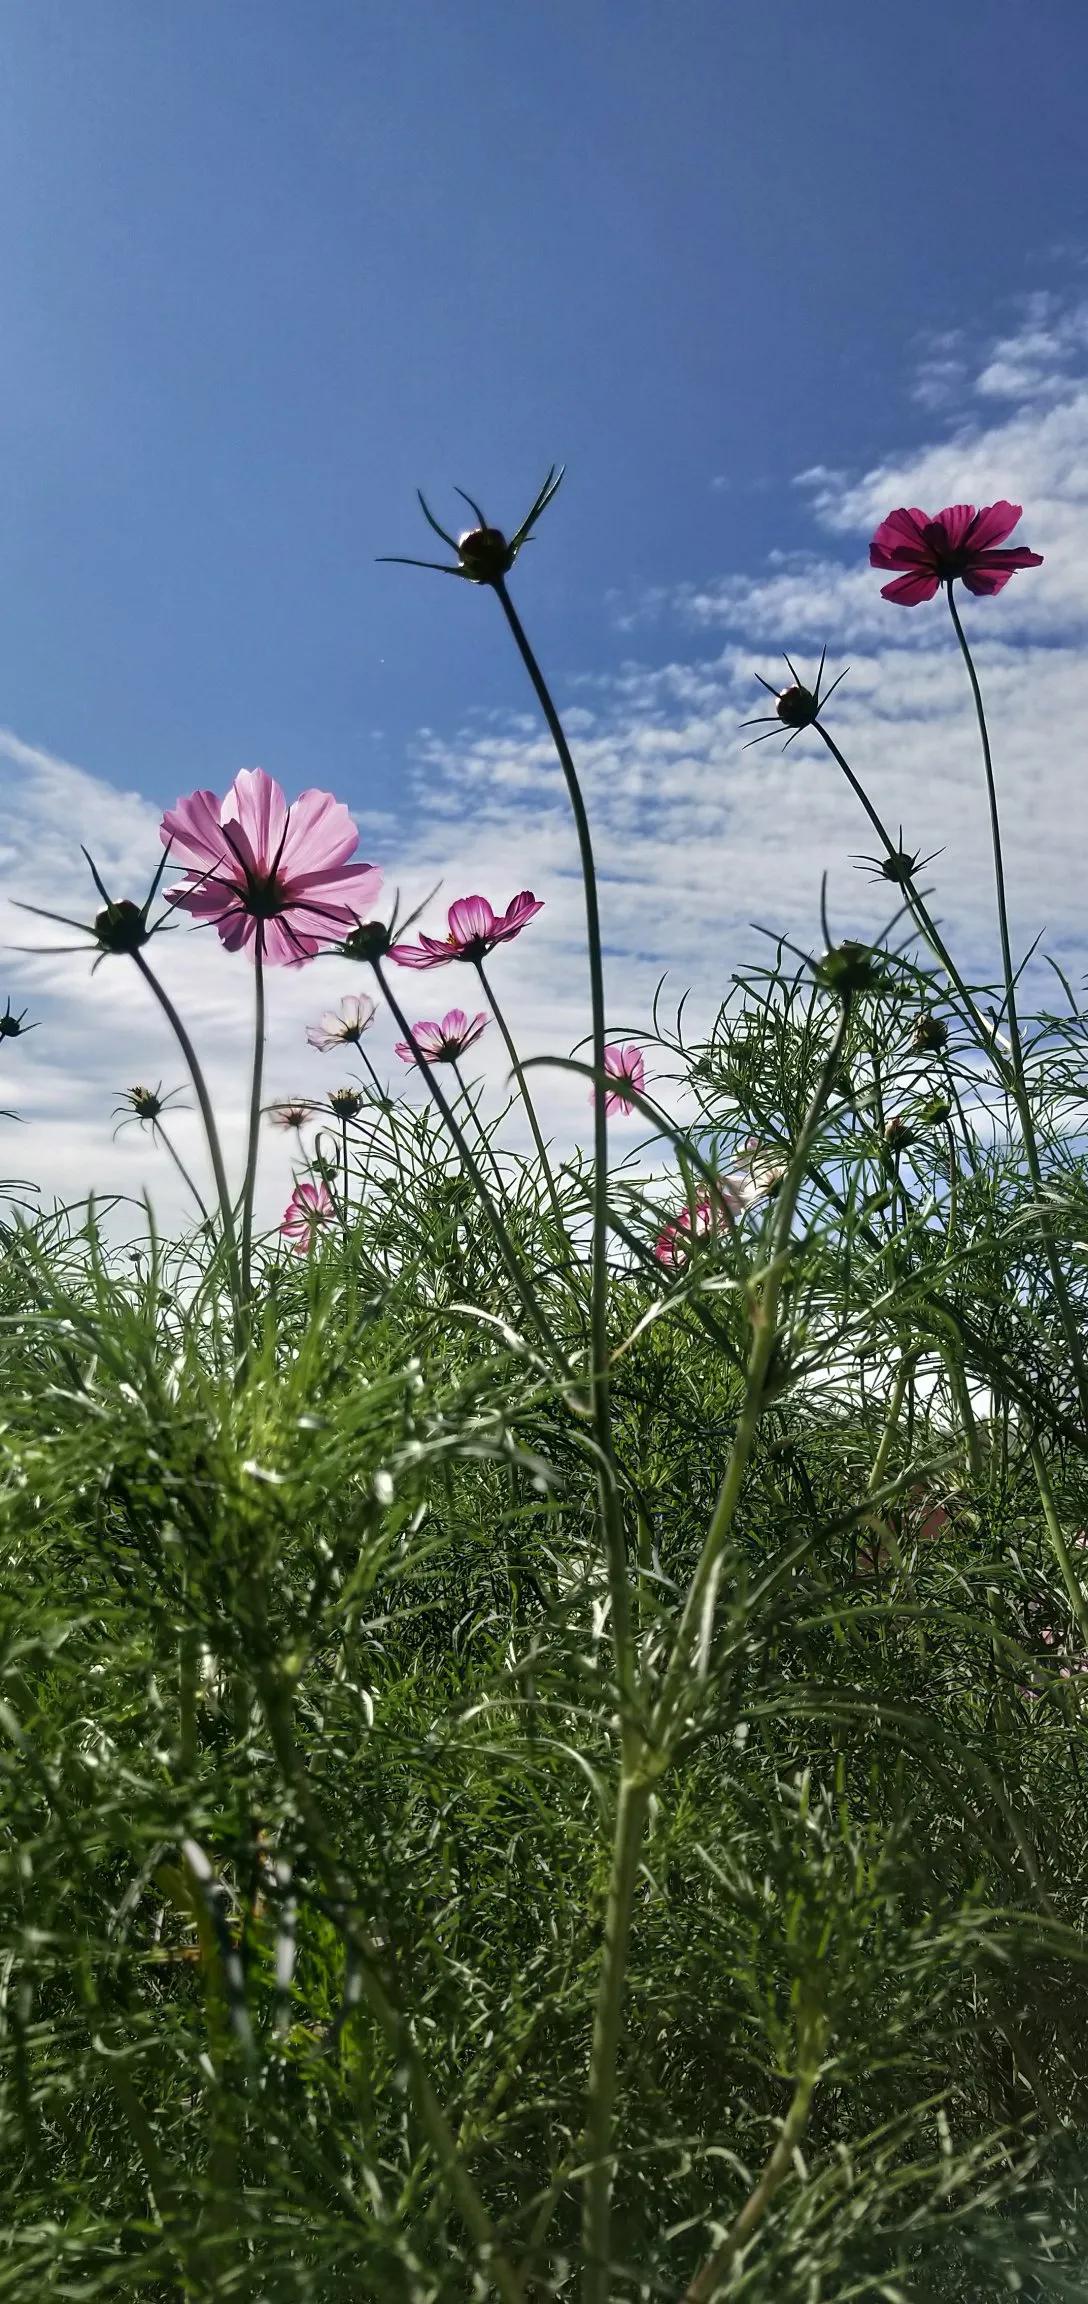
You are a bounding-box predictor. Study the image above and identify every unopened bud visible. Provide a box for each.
[457,526,513,583]
[93,900,152,956]
[883,1114,912,1154]
[341,919,392,963]
[912,1010,948,1054]
[776,684,818,728]
[328,1087,365,1121]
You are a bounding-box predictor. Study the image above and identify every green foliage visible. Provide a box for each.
[4,947,1088,2302]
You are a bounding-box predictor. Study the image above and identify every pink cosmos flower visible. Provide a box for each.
[389,891,542,970]
[595,1044,645,1117]
[394,1009,489,1065]
[161,768,383,966]
[307,993,378,1051]
[869,501,1043,606]
[280,1179,335,1253]
[654,1145,785,1266]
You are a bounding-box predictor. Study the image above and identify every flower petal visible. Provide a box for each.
[927,503,977,553]
[278,789,364,878]
[221,769,289,873]
[448,895,497,947]
[960,565,1015,597]
[965,500,1023,551]
[160,789,234,873]
[494,891,544,939]
[880,569,941,606]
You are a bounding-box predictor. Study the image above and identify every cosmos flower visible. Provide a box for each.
[267,1100,317,1133]
[394,1009,489,1065]
[280,1179,335,1253]
[161,768,383,966]
[595,1044,645,1116]
[306,993,378,1051]
[654,1145,784,1265]
[389,892,542,969]
[869,501,1042,606]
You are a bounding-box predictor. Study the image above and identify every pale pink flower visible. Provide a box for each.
[389,891,542,969]
[595,1044,645,1117]
[869,501,1042,606]
[307,993,377,1051]
[161,767,382,966]
[280,1179,334,1253]
[654,1145,784,1267]
[394,1009,489,1065]
[267,1100,317,1133]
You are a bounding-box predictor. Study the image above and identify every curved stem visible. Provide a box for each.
[493,578,632,1723]
[372,960,559,1362]
[151,1120,211,1225]
[131,951,240,1311]
[477,958,567,1235]
[240,942,266,1298]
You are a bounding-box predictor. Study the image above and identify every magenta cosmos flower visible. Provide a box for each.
[280,1179,334,1253]
[595,1044,645,1117]
[394,1009,489,1065]
[389,891,542,970]
[161,768,383,966]
[869,501,1042,606]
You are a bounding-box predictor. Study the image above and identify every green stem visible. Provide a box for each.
[372,960,558,1362]
[683,2067,818,2301]
[240,942,266,1299]
[945,584,1088,1427]
[477,958,567,1235]
[152,1120,211,1225]
[867,1349,916,1498]
[452,1055,510,1205]
[651,1004,850,1746]
[494,578,632,1726]
[340,1116,350,1239]
[1030,1443,1088,1655]
[131,951,240,1314]
[255,1662,525,2304]
[581,1774,651,2304]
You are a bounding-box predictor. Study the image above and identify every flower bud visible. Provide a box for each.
[879,847,919,885]
[93,899,153,956]
[328,1086,365,1121]
[912,1010,948,1054]
[456,526,514,583]
[341,919,392,963]
[775,684,818,728]
[882,1114,912,1154]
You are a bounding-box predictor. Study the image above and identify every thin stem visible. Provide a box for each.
[340,1117,350,1239]
[945,585,1088,1426]
[581,1774,651,2304]
[240,942,266,1298]
[477,958,567,1235]
[131,951,240,1312]
[580,1008,847,2299]
[255,1660,526,2304]
[867,1349,917,1498]
[683,2067,818,2301]
[372,960,558,1362]
[151,1120,211,1225]
[452,1055,509,1205]
[493,578,632,1728]
[1031,1442,1088,1656]
[359,1048,411,1200]
[814,719,995,1052]
[651,1003,850,1746]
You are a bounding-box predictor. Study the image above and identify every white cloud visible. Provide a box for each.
[4,288,1088,1233]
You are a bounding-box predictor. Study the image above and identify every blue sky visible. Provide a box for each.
[3,5,1088,1216]
[3,2,1086,798]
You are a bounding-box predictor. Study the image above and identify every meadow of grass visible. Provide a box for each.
[2,484,1088,2300]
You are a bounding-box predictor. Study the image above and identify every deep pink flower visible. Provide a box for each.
[280,1179,334,1253]
[595,1044,645,1117]
[655,1197,715,1269]
[389,891,542,970]
[394,1009,489,1065]
[161,768,383,967]
[869,501,1042,606]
